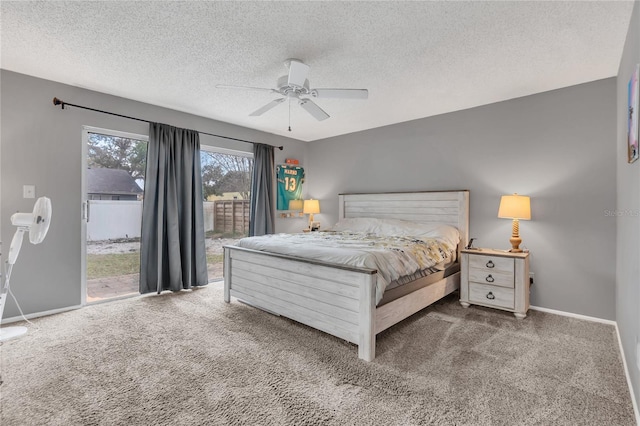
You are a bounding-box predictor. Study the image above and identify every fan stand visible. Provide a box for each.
[0,326,28,342]
[0,228,28,342]
[0,269,27,342]
[0,197,52,343]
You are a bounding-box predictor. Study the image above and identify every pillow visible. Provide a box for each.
[376,218,460,247]
[329,217,385,233]
[413,224,460,248]
[330,217,460,247]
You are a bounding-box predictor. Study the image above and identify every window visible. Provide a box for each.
[200,146,254,281]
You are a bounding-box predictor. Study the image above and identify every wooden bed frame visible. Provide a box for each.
[223,190,469,361]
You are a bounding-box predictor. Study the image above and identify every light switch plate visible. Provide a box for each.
[23,185,35,199]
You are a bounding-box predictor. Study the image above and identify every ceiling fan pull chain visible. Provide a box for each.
[288,97,292,132]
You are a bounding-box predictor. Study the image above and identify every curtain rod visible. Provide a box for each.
[52,97,283,150]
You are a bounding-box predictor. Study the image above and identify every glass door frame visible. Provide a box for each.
[81,126,148,306]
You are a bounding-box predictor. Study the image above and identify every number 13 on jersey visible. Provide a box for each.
[276,165,305,210]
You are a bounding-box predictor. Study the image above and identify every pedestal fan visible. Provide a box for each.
[0,196,52,341]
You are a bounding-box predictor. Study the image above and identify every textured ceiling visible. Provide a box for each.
[0,1,634,142]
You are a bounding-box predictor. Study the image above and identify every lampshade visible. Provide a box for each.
[303,199,320,215]
[288,199,303,211]
[498,194,531,220]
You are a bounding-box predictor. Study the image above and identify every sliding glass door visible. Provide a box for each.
[81,130,252,304]
[82,127,148,304]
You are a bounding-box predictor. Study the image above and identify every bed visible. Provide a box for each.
[223,190,469,361]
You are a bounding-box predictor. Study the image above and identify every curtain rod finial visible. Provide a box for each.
[53,97,64,109]
[278,146,283,150]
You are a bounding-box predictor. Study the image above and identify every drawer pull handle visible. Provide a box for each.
[486,292,495,300]
[485,274,494,283]
[486,260,495,268]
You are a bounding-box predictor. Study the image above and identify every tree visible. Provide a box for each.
[218,170,252,196]
[200,151,253,199]
[201,163,225,199]
[87,134,254,199]
[88,133,147,184]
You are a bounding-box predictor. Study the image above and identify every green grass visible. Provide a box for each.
[87,252,225,280]
[87,252,141,280]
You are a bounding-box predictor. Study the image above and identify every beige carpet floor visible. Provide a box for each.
[0,283,635,425]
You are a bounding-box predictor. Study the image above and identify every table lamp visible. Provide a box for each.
[498,193,531,252]
[303,199,320,230]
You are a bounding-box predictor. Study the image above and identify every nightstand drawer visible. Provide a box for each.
[468,268,514,288]
[469,282,514,310]
[469,254,513,274]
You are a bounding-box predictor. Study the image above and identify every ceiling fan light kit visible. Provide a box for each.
[217,58,368,127]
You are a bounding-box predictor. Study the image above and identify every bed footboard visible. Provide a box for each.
[224,246,378,360]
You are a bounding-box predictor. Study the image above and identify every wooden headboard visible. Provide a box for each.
[338,190,470,255]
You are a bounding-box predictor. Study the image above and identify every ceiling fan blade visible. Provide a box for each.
[299,99,329,121]
[311,89,369,99]
[216,84,276,93]
[287,59,310,88]
[249,98,286,116]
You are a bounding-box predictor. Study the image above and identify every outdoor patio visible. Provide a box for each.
[87,265,224,302]
[86,238,232,303]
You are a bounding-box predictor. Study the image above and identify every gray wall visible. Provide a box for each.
[0,70,307,319]
[0,68,623,337]
[307,78,617,320]
[616,0,640,413]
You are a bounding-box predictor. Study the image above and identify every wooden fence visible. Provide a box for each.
[213,199,250,235]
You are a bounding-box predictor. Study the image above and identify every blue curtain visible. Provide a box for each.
[249,143,275,236]
[139,123,208,294]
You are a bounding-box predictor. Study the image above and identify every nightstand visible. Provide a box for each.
[459,248,530,319]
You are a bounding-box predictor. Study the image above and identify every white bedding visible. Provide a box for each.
[235,218,459,304]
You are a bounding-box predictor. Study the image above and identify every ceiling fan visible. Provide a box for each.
[216,59,368,125]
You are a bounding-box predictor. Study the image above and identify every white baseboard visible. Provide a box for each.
[0,304,82,325]
[615,324,640,425]
[529,305,616,325]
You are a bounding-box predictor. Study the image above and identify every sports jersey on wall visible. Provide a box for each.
[276,164,305,210]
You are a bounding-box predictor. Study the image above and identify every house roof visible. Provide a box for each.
[0,1,634,142]
[87,168,143,195]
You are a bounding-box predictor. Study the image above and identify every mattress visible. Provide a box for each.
[378,262,460,306]
[234,230,457,304]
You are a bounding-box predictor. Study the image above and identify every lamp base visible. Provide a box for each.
[508,219,523,252]
[509,236,523,253]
